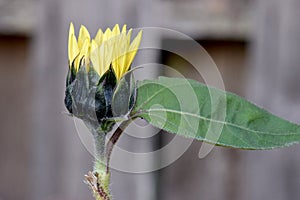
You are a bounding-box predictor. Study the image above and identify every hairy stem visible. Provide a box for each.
[94,132,106,162]
[86,120,132,200]
[85,126,111,200]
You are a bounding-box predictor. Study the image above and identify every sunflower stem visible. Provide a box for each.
[85,120,132,200]
[84,127,111,200]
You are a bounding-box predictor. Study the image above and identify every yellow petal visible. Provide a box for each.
[102,42,113,74]
[68,22,75,41]
[91,40,98,53]
[81,39,90,60]
[75,39,89,71]
[100,42,113,76]
[112,24,120,37]
[91,45,101,76]
[112,34,128,80]
[126,29,132,46]
[123,30,142,74]
[68,35,79,64]
[78,25,90,48]
[95,29,103,45]
[68,27,79,67]
[103,28,112,42]
[91,41,113,77]
[90,40,99,73]
[121,24,127,34]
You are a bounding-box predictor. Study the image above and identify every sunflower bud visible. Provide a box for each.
[64,23,142,132]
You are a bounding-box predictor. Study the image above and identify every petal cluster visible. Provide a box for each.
[68,23,142,81]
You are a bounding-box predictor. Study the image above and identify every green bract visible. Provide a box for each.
[64,63,136,133]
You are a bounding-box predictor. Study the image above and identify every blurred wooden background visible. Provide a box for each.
[1,0,300,200]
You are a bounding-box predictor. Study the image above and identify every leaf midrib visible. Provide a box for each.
[136,108,299,137]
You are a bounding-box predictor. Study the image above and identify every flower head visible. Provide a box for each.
[65,23,142,131]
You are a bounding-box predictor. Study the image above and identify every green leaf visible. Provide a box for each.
[131,77,300,150]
